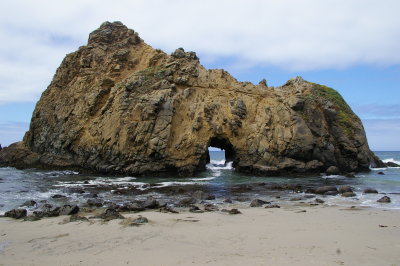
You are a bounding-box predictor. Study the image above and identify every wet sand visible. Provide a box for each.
[0,205,399,266]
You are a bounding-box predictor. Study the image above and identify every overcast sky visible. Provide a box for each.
[0,0,399,150]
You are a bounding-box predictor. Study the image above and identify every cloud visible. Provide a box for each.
[362,119,400,151]
[0,122,29,147]
[0,0,400,104]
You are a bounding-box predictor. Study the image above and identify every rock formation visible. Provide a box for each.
[0,21,383,176]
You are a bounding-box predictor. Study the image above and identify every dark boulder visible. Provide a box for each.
[341,192,356,197]
[377,196,391,203]
[143,196,160,209]
[51,194,67,199]
[386,162,399,167]
[265,204,280,208]
[377,171,385,175]
[132,216,149,224]
[4,208,27,219]
[97,208,124,221]
[345,172,356,178]
[250,199,268,207]
[33,206,60,218]
[86,198,104,207]
[315,198,325,204]
[222,208,241,214]
[363,188,378,194]
[338,186,353,194]
[192,190,215,200]
[315,186,337,194]
[223,198,233,203]
[59,204,79,215]
[203,204,219,212]
[326,166,340,175]
[118,202,145,212]
[21,200,37,207]
[178,197,197,206]
[189,206,204,213]
[324,191,339,196]
[160,206,179,213]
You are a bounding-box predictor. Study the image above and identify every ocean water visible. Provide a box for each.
[0,151,399,214]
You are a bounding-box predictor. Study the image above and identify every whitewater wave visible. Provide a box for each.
[382,158,400,166]
[55,176,138,187]
[206,161,233,170]
[190,177,216,181]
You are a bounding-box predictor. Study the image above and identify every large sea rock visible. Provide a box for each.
[0,22,383,176]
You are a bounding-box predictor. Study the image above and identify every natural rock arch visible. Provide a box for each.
[0,21,384,176]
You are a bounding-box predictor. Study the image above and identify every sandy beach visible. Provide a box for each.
[1,205,399,266]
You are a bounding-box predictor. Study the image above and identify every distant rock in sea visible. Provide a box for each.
[0,21,384,176]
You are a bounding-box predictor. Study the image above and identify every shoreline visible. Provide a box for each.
[1,205,399,266]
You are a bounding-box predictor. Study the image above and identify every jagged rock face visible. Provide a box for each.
[0,22,383,176]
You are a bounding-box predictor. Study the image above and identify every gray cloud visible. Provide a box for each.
[0,0,400,104]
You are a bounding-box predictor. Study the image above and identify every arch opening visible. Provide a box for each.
[208,137,236,164]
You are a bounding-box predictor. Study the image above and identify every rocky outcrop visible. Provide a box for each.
[0,21,383,176]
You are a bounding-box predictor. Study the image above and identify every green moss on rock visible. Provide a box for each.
[306,82,357,138]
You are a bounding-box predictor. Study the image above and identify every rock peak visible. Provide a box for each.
[88,21,141,46]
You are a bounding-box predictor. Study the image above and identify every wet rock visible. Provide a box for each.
[4,208,27,219]
[51,194,67,199]
[377,171,385,175]
[70,214,89,222]
[385,162,399,167]
[192,190,215,200]
[203,204,219,212]
[326,166,340,175]
[265,204,280,208]
[33,204,61,218]
[345,173,356,178]
[143,196,160,209]
[21,200,37,207]
[132,216,148,224]
[97,208,124,221]
[64,187,85,194]
[338,186,353,194]
[223,198,233,203]
[305,188,316,194]
[363,188,378,194]
[177,197,197,206]
[315,198,325,204]
[324,191,339,196]
[86,198,104,207]
[250,199,268,207]
[189,206,204,213]
[315,186,338,194]
[83,193,98,198]
[118,202,145,212]
[160,206,179,213]
[59,204,79,215]
[341,192,356,197]
[377,196,391,203]
[290,197,303,201]
[221,208,241,214]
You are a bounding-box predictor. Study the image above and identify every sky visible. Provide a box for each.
[0,0,399,150]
